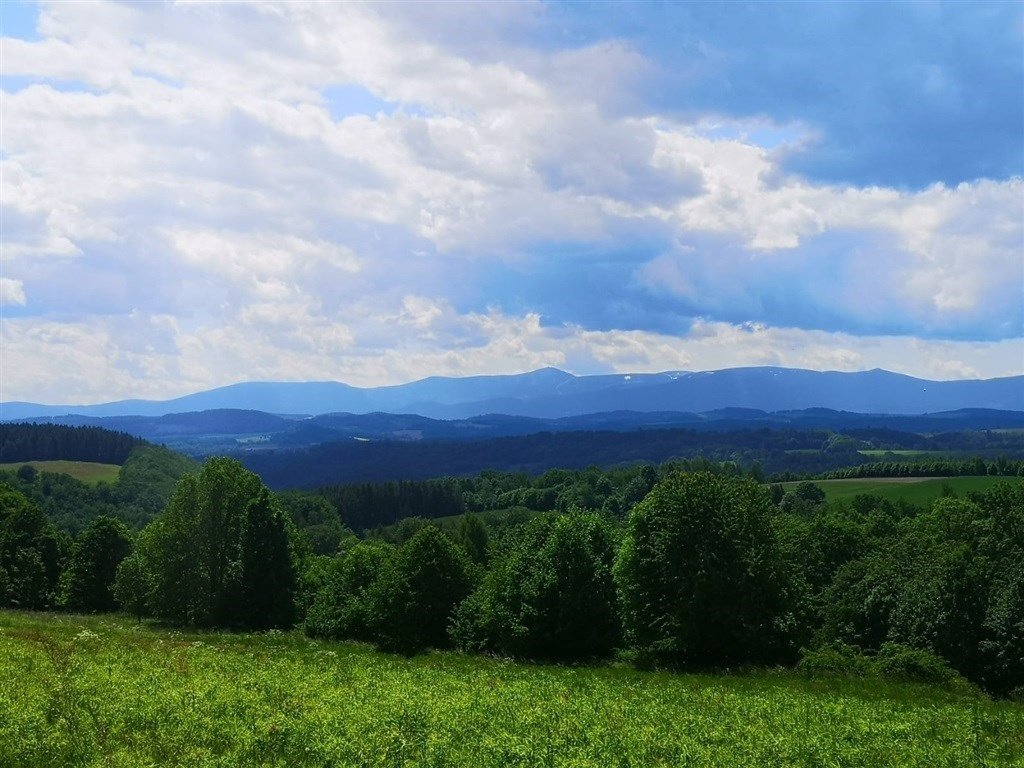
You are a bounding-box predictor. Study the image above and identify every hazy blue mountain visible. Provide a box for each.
[9,405,1024,459]
[2,366,1021,421]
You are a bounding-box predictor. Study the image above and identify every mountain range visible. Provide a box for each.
[3,366,1022,421]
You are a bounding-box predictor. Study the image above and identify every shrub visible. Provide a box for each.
[872,643,974,692]
[797,643,872,678]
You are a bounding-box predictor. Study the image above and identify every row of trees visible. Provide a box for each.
[825,457,1024,479]
[0,483,132,613]
[3,456,1022,697]
[0,423,144,465]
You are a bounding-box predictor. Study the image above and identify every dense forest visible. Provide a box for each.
[1,444,1021,699]
[0,423,145,465]
[239,425,1024,489]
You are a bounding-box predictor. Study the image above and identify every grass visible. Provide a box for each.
[1,611,1022,767]
[781,475,1020,505]
[857,450,960,458]
[0,460,121,485]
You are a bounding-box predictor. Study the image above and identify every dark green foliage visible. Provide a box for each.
[112,551,151,620]
[305,541,395,641]
[0,423,144,464]
[322,479,464,533]
[237,488,296,629]
[452,512,620,660]
[367,526,472,653]
[614,472,793,668]
[276,491,350,555]
[456,512,490,565]
[980,572,1024,696]
[132,457,296,629]
[798,642,974,693]
[61,515,133,613]
[816,486,1024,696]
[826,458,1024,480]
[0,483,68,608]
[115,445,197,517]
[16,464,38,483]
[873,643,974,691]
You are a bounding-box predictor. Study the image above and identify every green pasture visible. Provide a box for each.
[0,460,121,485]
[857,450,960,458]
[781,475,1020,505]
[1,611,1021,767]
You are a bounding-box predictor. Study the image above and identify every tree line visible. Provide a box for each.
[0,423,145,465]
[2,455,1021,699]
[824,457,1024,479]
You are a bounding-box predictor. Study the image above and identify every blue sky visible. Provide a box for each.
[1,1,1021,403]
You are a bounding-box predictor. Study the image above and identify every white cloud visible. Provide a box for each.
[0,278,27,306]
[0,0,1020,402]
[2,308,1021,404]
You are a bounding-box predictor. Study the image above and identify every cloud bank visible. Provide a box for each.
[1,1,1021,402]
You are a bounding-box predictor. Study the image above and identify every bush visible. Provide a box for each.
[797,643,872,678]
[872,643,974,692]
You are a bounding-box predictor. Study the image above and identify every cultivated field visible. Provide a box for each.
[782,475,1019,505]
[0,460,121,485]
[1,611,1021,767]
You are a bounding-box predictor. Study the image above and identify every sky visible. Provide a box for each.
[1,0,1022,404]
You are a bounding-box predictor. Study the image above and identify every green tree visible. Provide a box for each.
[112,552,152,621]
[456,512,490,566]
[61,515,133,613]
[0,483,67,608]
[237,488,296,630]
[133,458,293,628]
[277,492,349,556]
[452,511,619,660]
[305,541,395,641]
[614,472,792,667]
[368,526,471,654]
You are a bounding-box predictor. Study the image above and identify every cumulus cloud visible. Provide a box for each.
[0,278,27,306]
[0,1,1020,402]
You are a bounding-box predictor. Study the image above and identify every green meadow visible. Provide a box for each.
[781,475,1019,505]
[1,611,1021,768]
[0,461,122,485]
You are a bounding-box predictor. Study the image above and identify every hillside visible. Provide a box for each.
[2,612,1019,768]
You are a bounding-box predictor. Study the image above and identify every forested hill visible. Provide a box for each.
[238,426,1024,490]
[0,423,145,465]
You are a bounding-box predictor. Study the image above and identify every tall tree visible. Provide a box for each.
[453,511,620,660]
[0,483,68,608]
[134,458,294,628]
[61,515,133,613]
[368,525,472,653]
[614,472,793,668]
[238,488,296,630]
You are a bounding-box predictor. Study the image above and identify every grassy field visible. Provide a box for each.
[0,460,121,485]
[857,449,960,458]
[1,612,1021,767]
[781,475,1019,505]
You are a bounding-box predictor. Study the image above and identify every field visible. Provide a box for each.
[781,475,1019,505]
[857,450,959,458]
[0,460,121,485]
[1,612,1021,767]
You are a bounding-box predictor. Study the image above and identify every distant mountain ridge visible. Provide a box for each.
[2,366,1022,421]
[9,407,1024,454]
